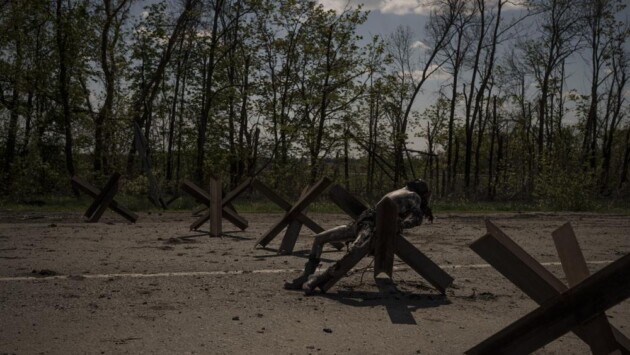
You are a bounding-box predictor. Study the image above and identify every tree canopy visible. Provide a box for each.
[1,0,629,210]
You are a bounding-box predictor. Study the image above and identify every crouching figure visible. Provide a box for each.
[284,179,434,292]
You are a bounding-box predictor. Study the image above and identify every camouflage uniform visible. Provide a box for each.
[284,179,433,291]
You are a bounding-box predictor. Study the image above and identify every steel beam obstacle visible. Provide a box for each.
[313,184,454,294]
[467,220,630,355]
[180,177,251,234]
[70,173,138,223]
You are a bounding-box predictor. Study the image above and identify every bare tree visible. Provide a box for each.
[521,0,583,164]
[441,0,475,189]
[127,0,200,176]
[600,34,629,192]
[463,0,508,191]
[384,25,417,185]
[93,0,131,174]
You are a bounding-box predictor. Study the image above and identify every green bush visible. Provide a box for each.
[534,159,596,211]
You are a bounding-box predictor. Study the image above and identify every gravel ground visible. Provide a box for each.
[0,210,628,354]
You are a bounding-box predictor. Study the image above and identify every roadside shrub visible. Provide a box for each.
[534,159,596,211]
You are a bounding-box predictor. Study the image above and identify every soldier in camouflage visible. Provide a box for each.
[284,179,434,292]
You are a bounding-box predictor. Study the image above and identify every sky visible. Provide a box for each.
[322,0,527,148]
[313,0,630,152]
[131,0,630,150]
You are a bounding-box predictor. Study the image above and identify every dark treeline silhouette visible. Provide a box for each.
[1,0,629,210]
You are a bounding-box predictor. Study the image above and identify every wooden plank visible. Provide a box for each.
[612,330,630,355]
[277,177,331,225]
[278,220,303,255]
[328,184,368,219]
[225,201,237,212]
[165,194,179,206]
[70,176,138,223]
[466,253,630,355]
[183,178,250,209]
[470,233,565,301]
[180,180,210,204]
[190,206,247,231]
[255,177,331,247]
[250,179,292,210]
[87,180,119,222]
[251,179,324,233]
[255,215,293,247]
[110,204,138,223]
[552,223,624,355]
[71,176,98,195]
[483,219,567,298]
[373,197,396,278]
[394,235,453,294]
[192,205,207,216]
[552,223,590,286]
[472,225,630,353]
[300,216,325,234]
[84,173,120,219]
[222,178,252,205]
[278,186,310,254]
[222,206,248,230]
[183,178,250,231]
[190,212,208,230]
[319,239,372,293]
[209,177,222,237]
[190,203,248,231]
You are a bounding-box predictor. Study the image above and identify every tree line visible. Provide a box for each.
[1,0,629,210]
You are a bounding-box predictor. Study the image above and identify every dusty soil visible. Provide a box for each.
[0,210,628,354]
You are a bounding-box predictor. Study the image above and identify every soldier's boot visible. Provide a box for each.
[303,271,332,295]
[284,257,320,290]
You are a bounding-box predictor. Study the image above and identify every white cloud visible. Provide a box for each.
[502,1,528,11]
[317,0,351,13]
[410,64,451,81]
[381,0,436,16]
[317,0,435,15]
[142,10,149,19]
[411,40,429,49]
[318,0,525,15]
[316,0,381,13]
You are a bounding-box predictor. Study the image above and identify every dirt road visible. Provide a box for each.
[1,211,628,354]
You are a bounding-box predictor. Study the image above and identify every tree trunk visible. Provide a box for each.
[344,129,350,190]
[195,0,222,184]
[463,0,485,191]
[3,86,19,189]
[310,24,334,184]
[487,96,497,200]
[237,56,251,182]
[447,30,464,189]
[56,0,77,194]
[619,127,630,188]
[175,62,188,189]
